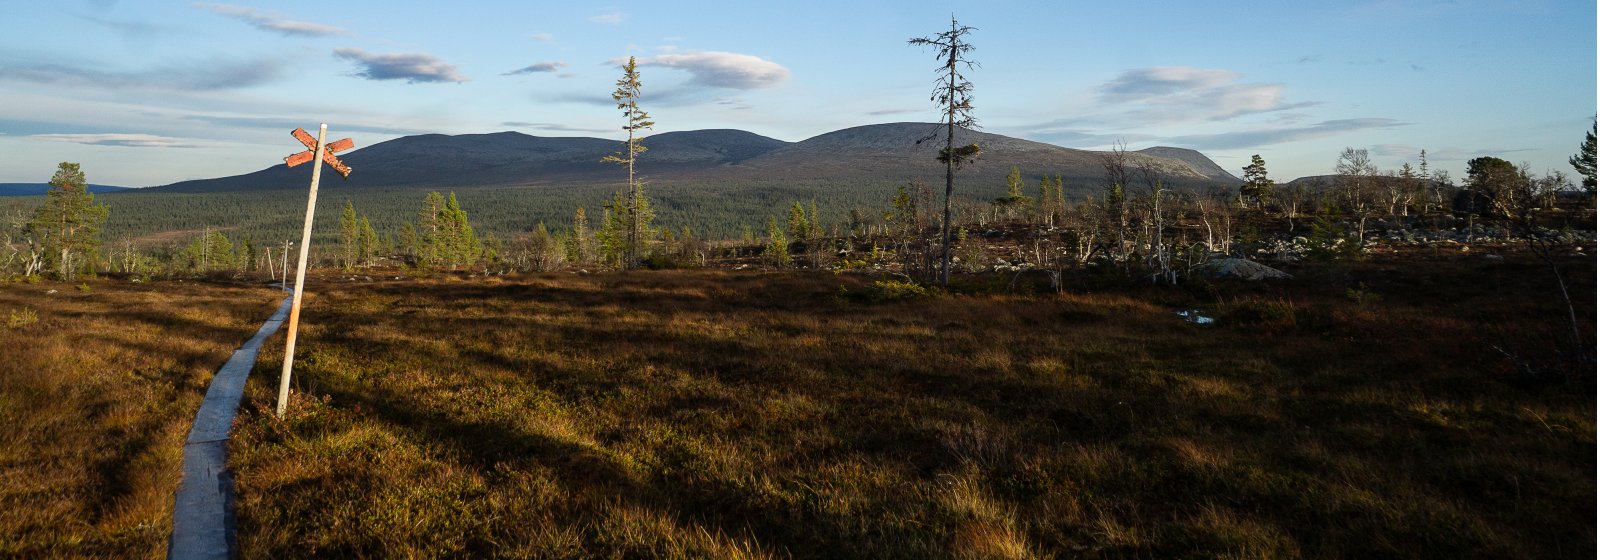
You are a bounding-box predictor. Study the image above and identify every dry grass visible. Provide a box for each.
[227,249,1595,559]
[0,277,284,558]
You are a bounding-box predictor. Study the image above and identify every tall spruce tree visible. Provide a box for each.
[601,56,656,269]
[910,17,979,286]
[30,162,108,280]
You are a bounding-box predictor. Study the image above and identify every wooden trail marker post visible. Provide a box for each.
[276,124,353,418]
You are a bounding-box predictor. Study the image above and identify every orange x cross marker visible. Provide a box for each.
[285,127,354,178]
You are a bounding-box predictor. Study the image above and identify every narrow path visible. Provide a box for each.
[168,296,292,560]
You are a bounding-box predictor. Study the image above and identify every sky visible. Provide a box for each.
[0,0,1594,187]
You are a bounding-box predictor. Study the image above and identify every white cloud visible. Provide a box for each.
[194,3,346,37]
[628,51,790,89]
[530,32,555,43]
[0,58,285,90]
[333,48,468,83]
[29,133,201,148]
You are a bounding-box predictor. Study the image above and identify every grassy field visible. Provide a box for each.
[0,277,284,558]
[226,250,1595,558]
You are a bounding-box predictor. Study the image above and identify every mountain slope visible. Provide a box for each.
[0,183,130,196]
[145,124,1235,194]
[1136,147,1239,182]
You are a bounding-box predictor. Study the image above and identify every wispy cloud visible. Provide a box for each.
[530,32,555,43]
[867,108,921,116]
[333,48,468,83]
[0,58,285,90]
[503,61,567,75]
[195,3,346,37]
[503,121,612,134]
[627,51,790,89]
[1163,118,1408,150]
[1371,143,1534,162]
[1097,66,1317,124]
[714,96,752,110]
[589,10,624,24]
[179,114,424,135]
[29,133,201,148]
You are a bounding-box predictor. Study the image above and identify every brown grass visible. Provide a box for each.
[0,277,285,558]
[227,250,1595,559]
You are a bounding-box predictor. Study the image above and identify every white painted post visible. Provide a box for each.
[281,241,291,292]
[277,124,329,418]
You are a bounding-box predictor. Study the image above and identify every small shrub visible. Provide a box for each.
[1221,297,1298,328]
[1345,282,1381,307]
[868,280,939,303]
[76,283,91,292]
[6,307,39,329]
[837,280,940,304]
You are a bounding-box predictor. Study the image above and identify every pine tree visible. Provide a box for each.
[1571,122,1596,194]
[1240,154,1274,210]
[29,162,108,280]
[910,17,979,286]
[600,56,656,269]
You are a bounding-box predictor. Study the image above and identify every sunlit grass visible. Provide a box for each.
[0,278,284,558]
[202,251,1593,558]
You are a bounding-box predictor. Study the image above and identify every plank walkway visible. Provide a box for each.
[168,296,292,560]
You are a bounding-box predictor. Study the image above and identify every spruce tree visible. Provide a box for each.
[787,201,811,240]
[600,56,656,269]
[357,216,378,266]
[909,17,979,285]
[766,216,791,268]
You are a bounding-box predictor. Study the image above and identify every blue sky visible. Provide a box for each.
[1,0,1593,187]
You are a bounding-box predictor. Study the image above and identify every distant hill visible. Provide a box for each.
[0,183,130,197]
[145,123,1237,195]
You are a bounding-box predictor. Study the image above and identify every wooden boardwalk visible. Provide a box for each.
[168,296,292,560]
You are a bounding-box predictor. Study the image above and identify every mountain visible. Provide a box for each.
[145,123,1236,194]
[1136,147,1239,182]
[0,183,130,196]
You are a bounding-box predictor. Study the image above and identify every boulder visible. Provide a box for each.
[1197,258,1292,281]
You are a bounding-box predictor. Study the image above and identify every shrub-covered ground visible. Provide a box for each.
[230,249,1595,559]
[0,278,283,558]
